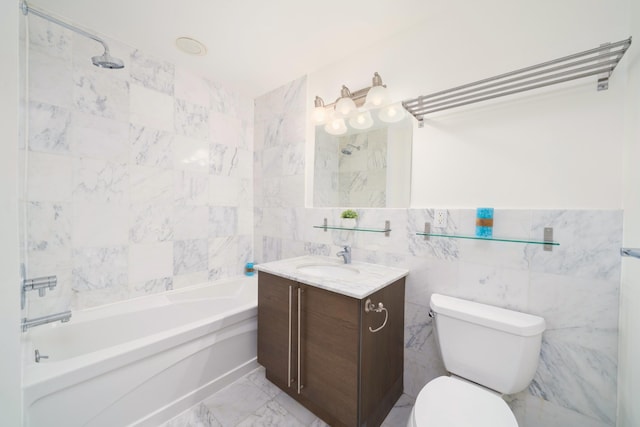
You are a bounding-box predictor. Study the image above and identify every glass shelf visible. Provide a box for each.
[415,232,559,246]
[314,219,391,236]
[314,225,391,233]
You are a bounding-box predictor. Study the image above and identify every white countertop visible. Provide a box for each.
[255,256,409,299]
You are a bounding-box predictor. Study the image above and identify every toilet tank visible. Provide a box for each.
[430,294,545,395]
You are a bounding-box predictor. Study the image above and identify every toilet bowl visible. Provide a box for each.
[407,294,545,427]
[407,376,517,427]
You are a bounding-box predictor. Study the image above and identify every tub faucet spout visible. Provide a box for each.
[337,246,352,264]
[22,310,72,332]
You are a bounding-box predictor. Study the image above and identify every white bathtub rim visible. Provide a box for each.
[65,275,257,324]
[23,304,257,403]
[23,277,257,394]
[25,316,258,426]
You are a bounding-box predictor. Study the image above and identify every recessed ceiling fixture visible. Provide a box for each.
[175,37,207,56]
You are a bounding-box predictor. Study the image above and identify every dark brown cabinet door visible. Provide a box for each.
[257,272,295,389]
[299,284,360,427]
[258,272,405,427]
[360,279,405,426]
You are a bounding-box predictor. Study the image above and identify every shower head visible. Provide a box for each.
[22,1,125,70]
[92,49,125,69]
[341,144,361,155]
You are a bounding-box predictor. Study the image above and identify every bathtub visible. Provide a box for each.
[22,276,258,427]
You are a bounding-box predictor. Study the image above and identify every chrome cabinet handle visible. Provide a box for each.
[288,285,293,388]
[297,287,303,394]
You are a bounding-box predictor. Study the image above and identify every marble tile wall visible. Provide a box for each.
[254,79,622,427]
[21,16,254,314]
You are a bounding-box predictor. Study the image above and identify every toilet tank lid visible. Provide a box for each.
[430,294,545,337]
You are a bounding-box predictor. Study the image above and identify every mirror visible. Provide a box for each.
[313,113,412,208]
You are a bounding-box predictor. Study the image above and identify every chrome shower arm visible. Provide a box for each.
[21,1,110,54]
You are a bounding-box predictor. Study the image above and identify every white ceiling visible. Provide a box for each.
[30,0,432,98]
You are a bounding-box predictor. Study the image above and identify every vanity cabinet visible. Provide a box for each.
[257,271,405,427]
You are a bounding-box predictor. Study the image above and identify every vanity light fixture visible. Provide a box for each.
[348,109,374,130]
[312,72,407,132]
[364,72,391,108]
[324,114,349,136]
[334,86,358,117]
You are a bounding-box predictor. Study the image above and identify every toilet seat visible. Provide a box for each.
[410,376,518,427]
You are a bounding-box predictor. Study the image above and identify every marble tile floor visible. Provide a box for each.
[161,366,415,427]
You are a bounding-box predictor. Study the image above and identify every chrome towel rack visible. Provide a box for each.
[403,37,632,126]
[621,248,640,259]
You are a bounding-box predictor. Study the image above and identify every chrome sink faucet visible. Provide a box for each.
[337,246,352,264]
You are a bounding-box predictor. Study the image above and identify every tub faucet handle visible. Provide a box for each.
[35,349,48,363]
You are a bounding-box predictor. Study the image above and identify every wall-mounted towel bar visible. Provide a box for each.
[621,248,640,259]
[403,37,632,125]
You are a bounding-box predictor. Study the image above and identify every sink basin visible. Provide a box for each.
[296,263,360,279]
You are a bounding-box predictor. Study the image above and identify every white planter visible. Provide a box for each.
[341,218,357,228]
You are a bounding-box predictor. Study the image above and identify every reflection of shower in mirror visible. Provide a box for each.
[341,144,361,155]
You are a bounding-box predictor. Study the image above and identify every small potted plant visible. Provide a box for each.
[340,209,358,228]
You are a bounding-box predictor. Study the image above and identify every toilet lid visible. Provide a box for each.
[413,376,518,427]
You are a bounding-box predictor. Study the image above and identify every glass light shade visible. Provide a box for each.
[378,103,407,123]
[311,106,328,124]
[364,85,391,108]
[324,117,348,135]
[334,96,357,117]
[348,110,374,130]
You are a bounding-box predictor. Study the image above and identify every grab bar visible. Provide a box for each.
[621,248,640,259]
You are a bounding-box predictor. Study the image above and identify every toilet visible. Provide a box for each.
[408,293,545,427]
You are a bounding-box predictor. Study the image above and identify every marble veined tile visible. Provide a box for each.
[133,277,173,295]
[129,124,173,169]
[210,144,239,176]
[209,111,243,147]
[130,50,174,95]
[381,394,415,427]
[209,207,238,237]
[69,112,129,161]
[28,16,72,58]
[529,330,617,425]
[173,239,208,275]
[129,204,173,244]
[27,202,71,252]
[208,236,239,271]
[28,101,71,154]
[175,99,209,140]
[175,67,210,107]
[129,84,174,132]
[129,165,173,205]
[163,403,221,427]
[72,246,127,291]
[527,210,623,282]
[456,262,530,312]
[174,134,209,173]
[29,48,73,108]
[173,206,208,240]
[203,377,271,427]
[510,393,613,427]
[174,170,209,206]
[73,69,129,122]
[404,302,434,353]
[236,400,305,427]
[209,79,251,121]
[407,209,460,261]
[73,158,129,204]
